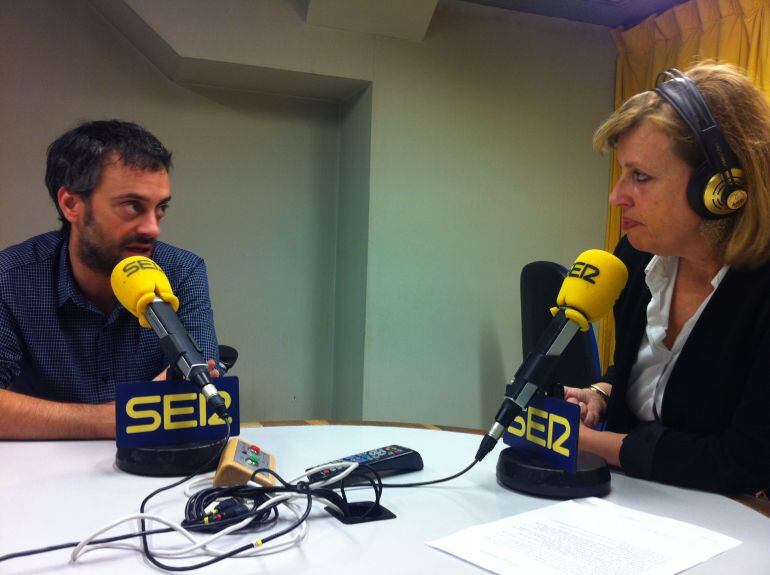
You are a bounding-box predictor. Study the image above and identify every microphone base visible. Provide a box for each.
[496,447,610,499]
[115,440,226,477]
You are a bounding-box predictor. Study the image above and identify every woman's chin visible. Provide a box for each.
[625,232,654,254]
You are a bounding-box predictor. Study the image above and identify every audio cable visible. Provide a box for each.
[71,460,368,569]
[136,418,233,570]
[379,460,478,488]
[0,420,231,567]
[0,454,376,570]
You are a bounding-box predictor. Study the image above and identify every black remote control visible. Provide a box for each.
[307,445,424,483]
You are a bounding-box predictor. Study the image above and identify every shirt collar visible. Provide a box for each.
[644,254,730,292]
[56,234,139,322]
[643,254,677,294]
[711,263,730,288]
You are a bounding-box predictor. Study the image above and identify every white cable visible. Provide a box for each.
[298,461,360,488]
[183,472,215,497]
[142,493,293,557]
[71,467,355,563]
[70,513,195,562]
[72,460,363,564]
[73,501,309,561]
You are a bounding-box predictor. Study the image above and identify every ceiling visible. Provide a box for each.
[305,0,439,42]
[300,0,688,43]
[462,0,689,29]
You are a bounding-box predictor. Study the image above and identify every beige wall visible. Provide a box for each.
[0,0,615,428]
[332,86,373,421]
[361,3,614,427]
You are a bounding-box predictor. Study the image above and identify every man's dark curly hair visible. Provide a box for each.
[45,120,172,228]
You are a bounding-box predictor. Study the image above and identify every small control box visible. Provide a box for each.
[214,438,277,487]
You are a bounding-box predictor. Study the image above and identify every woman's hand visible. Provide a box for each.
[563,383,610,428]
[578,424,624,467]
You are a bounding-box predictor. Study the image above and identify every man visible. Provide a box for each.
[0,120,220,439]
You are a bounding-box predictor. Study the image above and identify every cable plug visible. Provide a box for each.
[207,393,230,421]
[210,498,249,521]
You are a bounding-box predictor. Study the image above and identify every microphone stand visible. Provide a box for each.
[493,310,611,498]
[114,360,232,478]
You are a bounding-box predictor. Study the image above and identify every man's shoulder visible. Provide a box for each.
[0,231,61,280]
[152,241,207,279]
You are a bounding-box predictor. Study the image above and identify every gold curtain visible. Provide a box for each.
[597,0,770,371]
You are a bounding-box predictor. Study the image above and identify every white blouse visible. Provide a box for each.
[626,255,729,422]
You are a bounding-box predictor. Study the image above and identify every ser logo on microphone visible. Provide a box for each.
[122,258,161,277]
[568,261,600,284]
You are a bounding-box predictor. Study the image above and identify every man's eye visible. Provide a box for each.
[633,171,650,183]
[123,202,141,214]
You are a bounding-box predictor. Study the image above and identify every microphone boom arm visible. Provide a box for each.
[144,297,227,417]
[476,308,582,462]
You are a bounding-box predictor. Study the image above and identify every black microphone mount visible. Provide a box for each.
[144,297,228,420]
[475,307,581,462]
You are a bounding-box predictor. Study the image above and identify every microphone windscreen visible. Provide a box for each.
[556,249,628,323]
[111,256,180,328]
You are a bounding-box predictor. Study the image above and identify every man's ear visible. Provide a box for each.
[57,188,83,225]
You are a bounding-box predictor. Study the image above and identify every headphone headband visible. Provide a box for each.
[652,68,746,218]
[654,69,737,172]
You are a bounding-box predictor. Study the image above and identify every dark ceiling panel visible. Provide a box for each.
[462,0,688,29]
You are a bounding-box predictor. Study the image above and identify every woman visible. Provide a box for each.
[564,63,770,495]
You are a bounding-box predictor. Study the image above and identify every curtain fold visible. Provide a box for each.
[598,0,770,372]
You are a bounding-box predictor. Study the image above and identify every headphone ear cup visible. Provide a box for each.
[687,161,715,219]
[687,162,746,219]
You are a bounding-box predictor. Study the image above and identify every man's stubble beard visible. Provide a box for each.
[76,201,153,275]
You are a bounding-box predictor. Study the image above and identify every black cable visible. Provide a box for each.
[4,431,470,568]
[1,419,234,565]
[137,452,336,571]
[182,482,279,534]
[379,460,478,488]
[1,409,234,566]
[248,467,293,487]
[138,418,234,571]
[2,460,377,567]
[2,458,427,566]
[256,481,313,547]
[0,528,171,563]
[136,481,317,571]
[338,466,384,519]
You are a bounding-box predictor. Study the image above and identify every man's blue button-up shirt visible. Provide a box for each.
[0,231,219,403]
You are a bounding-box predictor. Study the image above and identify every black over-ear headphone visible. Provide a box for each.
[653,68,747,219]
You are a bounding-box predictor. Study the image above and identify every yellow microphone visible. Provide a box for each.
[475,249,627,462]
[111,256,228,420]
[111,256,179,329]
[551,249,629,331]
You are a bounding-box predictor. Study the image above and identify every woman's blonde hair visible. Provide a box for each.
[594,63,770,269]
